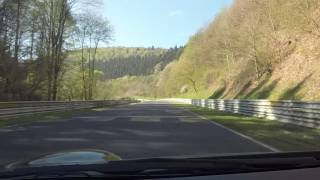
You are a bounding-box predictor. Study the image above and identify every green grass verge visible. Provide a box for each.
[177,104,320,152]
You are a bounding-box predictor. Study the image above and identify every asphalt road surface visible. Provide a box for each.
[0,101,271,167]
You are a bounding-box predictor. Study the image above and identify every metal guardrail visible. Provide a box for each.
[0,100,134,118]
[169,98,320,129]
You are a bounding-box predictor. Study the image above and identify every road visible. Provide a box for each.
[0,101,271,167]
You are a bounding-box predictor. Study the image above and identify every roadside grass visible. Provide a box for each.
[132,96,157,100]
[177,104,320,152]
[177,90,212,99]
[0,104,126,128]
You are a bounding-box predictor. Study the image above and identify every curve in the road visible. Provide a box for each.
[0,101,272,167]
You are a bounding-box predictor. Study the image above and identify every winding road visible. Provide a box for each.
[0,101,271,167]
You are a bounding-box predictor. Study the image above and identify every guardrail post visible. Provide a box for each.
[186,98,320,129]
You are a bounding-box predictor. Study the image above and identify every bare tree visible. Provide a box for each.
[88,16,112,99]
[35,0,75,100]
[73,13,112,100]
[13,0,21,62]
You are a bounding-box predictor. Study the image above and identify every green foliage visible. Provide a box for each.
[93,47,183,79]
[94,75,158,99]
[156,0,320,100]
[62,46,182,100]
[4,0,319,101]
[0,0,98,101]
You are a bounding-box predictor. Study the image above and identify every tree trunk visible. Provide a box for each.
[52,0,67,101]
[250,26,260,79]
[47,0,54,101]
[80,32,87,100]
[90,41,99,100]
[14,0,21,62]
[52,69,58,101]
[88,35,92,100]
[226,54,231,81]
[30,19,35,60]
[187,77,198,93]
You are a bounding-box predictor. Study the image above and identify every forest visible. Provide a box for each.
[0,0,112,101]
[89,0,320,101]
[0,0,182,101]
[2,0,320,101]
[94,47,182,80]
[156,0,320,100]
[61,46,182,100]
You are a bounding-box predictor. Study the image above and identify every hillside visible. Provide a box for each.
[60,0,320,101]
[94,47,182,79]
[60,47,182,100]
[2,0,319,101]
[155,0,320,101]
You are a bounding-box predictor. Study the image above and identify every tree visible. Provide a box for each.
[0,0,116,101]
[88,15,112,99]
[35,0,76,100]
[72,13,112,100]
[73,14,90,100]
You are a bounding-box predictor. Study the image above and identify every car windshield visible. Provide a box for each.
[0,0,320,173]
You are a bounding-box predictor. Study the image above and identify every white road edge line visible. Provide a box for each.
[173,104,280,152]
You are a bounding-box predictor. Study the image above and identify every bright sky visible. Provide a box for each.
[101,0,233,48]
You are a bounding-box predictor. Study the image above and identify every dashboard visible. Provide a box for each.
[159,167,320,180]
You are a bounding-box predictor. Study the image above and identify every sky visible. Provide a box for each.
[100,0,233,48]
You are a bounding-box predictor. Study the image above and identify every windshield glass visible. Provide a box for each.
[0,0,320,171]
